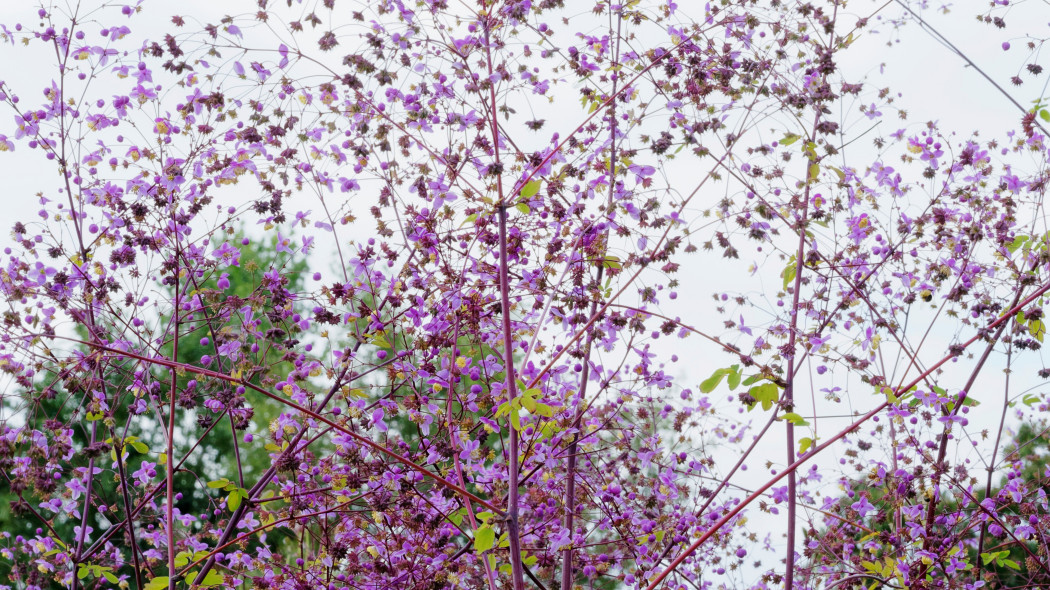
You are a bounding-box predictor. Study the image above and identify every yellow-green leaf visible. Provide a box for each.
[475,525,495,553]
[227,489,242,512]
[520,180,541,198]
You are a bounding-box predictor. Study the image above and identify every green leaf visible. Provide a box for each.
[603,255,622,270]
[201,571,226,586]
[475,525,495,553]
[749,383,780,411]
[77,565,90,580]
[227,489,242,512]
[1041,109,1050,123]
[780,133,800,146]
[103,571,119,584]
[781,412,810,426]
[447,507,467,526]
[1003,558,1021,570]
[520,395,537,413]
[741,374,765,387]
[520,179,541,198]
[1029,318,1045,342]
[207,478,230,489]
[799,437,814,454]
[807,162,820,182]
[782,260,797,291]
[371,332,391,349]
[700,369,729,393]
[144,577,169,590]
[1007,235,1029,253]
[515,202,531,215]
[175,551,193,568]
[726,367,741,391]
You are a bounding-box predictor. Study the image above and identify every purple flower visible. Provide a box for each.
[851,496,876,518]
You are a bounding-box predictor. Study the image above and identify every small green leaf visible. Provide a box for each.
[520,179,541,198]
[782,261,797,291]
[371,332,391,349]
[780,134,800,146]
[700,369,728,393]
[741,374,765,387]
[749,383,780,411]
[475,525,496,553]
[175,550,193,568]
[520,395,537,413]
[103,571,119,584]
[1007,235,1029,253]
[799,437,814,454]
[515,202,531,215]
[781,412,810,426]
[144,577,169,590]
[207,479,230,489]
[227,489,242,512]
[808,162,820,182]
[1040,109,1050,123]
[1029,318,1045,342]
[726,368,741,391]
[201,571,226,586]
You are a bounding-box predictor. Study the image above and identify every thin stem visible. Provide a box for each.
[166,270,179,590]
[976,345,1012,559]
[112,438,146,589]
[497,204,526,590]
